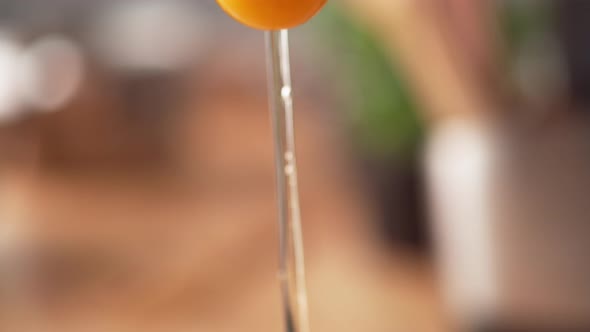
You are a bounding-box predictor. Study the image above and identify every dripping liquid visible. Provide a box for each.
[265,30,310,332]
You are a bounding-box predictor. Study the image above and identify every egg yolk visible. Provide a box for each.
[217,0,327,30]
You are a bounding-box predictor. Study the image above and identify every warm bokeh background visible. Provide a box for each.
[0,1,589,331]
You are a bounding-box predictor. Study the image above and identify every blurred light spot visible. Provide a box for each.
[427,118,497,319]
[90,0,208,71]
[281,86,292,99]
[0,31,25,123]
[19,35,84,112]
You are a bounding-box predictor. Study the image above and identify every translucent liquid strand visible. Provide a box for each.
[265,30,310,332]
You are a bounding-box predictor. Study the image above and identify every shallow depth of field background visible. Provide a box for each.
[0,1,588,331]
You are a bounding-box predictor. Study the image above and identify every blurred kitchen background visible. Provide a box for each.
[0,0,589,331]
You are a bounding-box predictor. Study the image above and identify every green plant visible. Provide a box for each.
[312,4,424,161]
